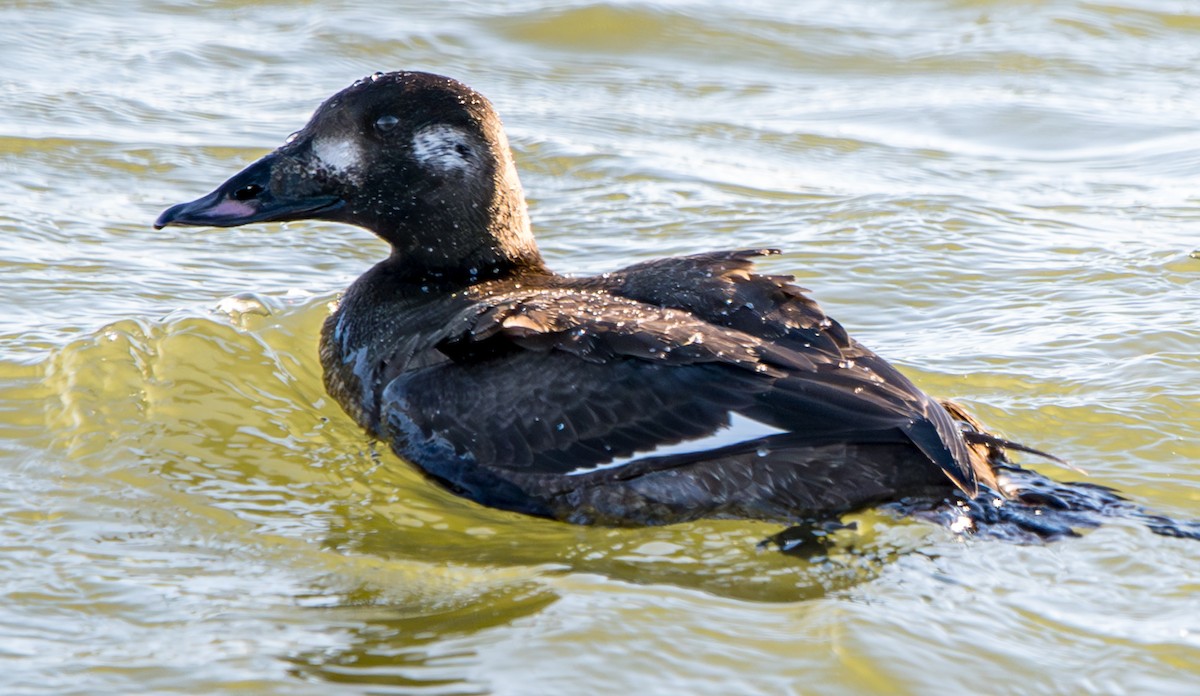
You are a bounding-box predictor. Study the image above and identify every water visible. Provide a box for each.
[2,1,1199,693]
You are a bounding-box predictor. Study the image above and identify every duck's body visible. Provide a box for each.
[320,247,988,525]
[156,71,1198,542]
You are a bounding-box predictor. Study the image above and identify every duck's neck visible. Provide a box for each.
[378,199,545,286]
[381,239,545,288]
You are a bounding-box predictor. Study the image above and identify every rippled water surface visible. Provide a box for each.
[2,1,1199,694]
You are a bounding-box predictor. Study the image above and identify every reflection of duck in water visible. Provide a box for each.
[156,71,1197,547]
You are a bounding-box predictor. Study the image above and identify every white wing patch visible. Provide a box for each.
[565,413,790,476]
[412,124,479,174]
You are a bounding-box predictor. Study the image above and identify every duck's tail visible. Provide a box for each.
[918,400,1200,542]
[763,401,1197,554]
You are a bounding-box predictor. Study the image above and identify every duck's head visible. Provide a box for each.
[155,71,541,279]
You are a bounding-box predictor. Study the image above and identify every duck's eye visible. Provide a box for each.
[374,115,400,133]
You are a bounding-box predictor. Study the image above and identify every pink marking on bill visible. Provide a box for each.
[205,198,257,218]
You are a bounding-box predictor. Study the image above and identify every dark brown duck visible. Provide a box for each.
[156,71,1197,545]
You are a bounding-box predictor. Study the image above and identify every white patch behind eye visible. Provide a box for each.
[411,124,478,174]
[312,137,362,177]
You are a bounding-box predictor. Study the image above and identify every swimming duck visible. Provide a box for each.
[155,71,1196,542]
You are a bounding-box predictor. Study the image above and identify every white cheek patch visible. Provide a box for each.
[311,137,363,179]
[411,124,479,175]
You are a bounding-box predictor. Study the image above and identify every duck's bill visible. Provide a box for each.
[153,153,343,229]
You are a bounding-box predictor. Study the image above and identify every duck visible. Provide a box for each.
[155,71,1198,544]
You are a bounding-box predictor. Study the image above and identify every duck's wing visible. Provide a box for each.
[381,272,977,499]
[609,248,978,495]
